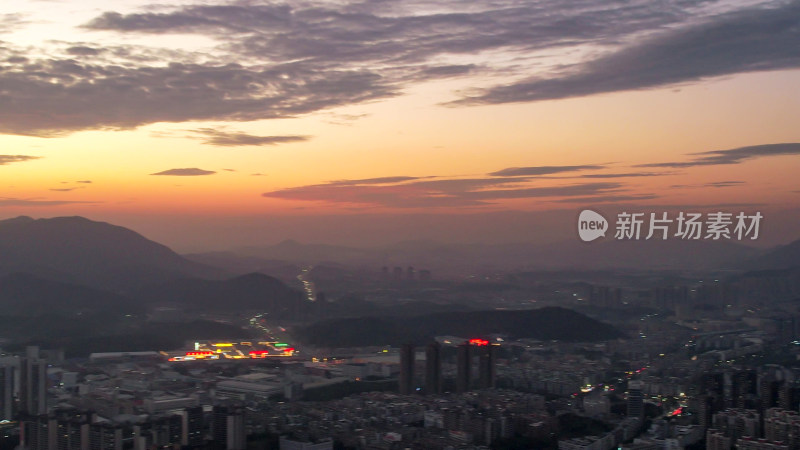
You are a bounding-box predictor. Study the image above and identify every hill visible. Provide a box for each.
[133,272,309,315]
[296,306,624,347]
[0,216,222,290]
[0,273,142,316]
[744,238,800,270]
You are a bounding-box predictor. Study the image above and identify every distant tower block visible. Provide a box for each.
[399,344,415,395]
[393,267,404,281]
[0,359,14,420]
[19,346,47,416]
[425,342,442,395]
[627,380,644,420]
[478,345,497,389]
[456,342,471,393]
[407,266,415,280]
[381,266,389,280]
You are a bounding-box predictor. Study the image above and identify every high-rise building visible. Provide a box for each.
[712,408,761,443]
[706,429,732,450]
[425,342,442,395]
[19,414,54,450]
[399,344,415,395]
[89,422,124,450]
[212,405,245,450]
[478,345,496,389]
[19,346,48,416]
[456,342,471,393]
[0,357,16,420]
[55,410,90,450]
[134,414,182,450]
[627,380,644,420]
[279,437,334,449]
[181,406,205,447]
[733,370,759,409]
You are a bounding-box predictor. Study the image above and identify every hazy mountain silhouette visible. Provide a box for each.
[237,239,373,263]
[297,306,624,347]
[0,216,222,290]
[229,237,761,272]
[183,251,301,283]
[743,238,800,270]
[134,272,307,314]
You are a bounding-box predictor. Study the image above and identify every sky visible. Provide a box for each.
[0,0,798,251]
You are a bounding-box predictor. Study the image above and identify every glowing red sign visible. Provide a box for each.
[469,339,489,346]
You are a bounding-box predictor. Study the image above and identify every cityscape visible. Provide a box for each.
[1,0,800,449]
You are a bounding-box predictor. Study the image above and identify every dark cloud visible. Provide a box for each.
[150,168,216,176]
[0,197,96,206]
[490,165,605,176]
[263,174,624,208]
[0,58,393,136]
[49,187,83,192]
[328,176,423,185]
[187,128,310,146]
[0,155,41,165]
[553,193,659,203]
[638,143,800,168]
[66,46,101,56]
[580,172,674,179]
[704,181,745,188]
[251,173,266,176]
[454,2,800,105]
[76,180,92,184]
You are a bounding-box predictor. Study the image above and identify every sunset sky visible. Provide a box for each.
[1,0,798,250]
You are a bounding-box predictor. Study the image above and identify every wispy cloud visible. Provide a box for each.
[580,172,674,179]
[704,181,746,188]
[49,187,84,192]
[150,168,216,176]
[328,176,423,186]
[0,197,97,206]
[0,155,41,165]
[638,143,800,168]
[0,13,27,33]
[552,193,659,203]
[187,128,310,146]
[490,165,605,176]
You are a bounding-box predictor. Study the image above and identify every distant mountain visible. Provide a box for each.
[296,306,625,347]
[237,239,372,264]
[744,238,800,270]
[183,251,301,284]
[228,237,761,273]
[0,216,222,290]
[133,272,308,315]
[0,273,142,316]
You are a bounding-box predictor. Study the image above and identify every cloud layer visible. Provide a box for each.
[187,128,310,146]
[638,143,800,168]
[2,0,796,136]
[0,155,41,165]
[150,168,216,176]
[262,164,650,208]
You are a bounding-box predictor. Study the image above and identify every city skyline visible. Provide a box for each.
[1,0,798,250]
